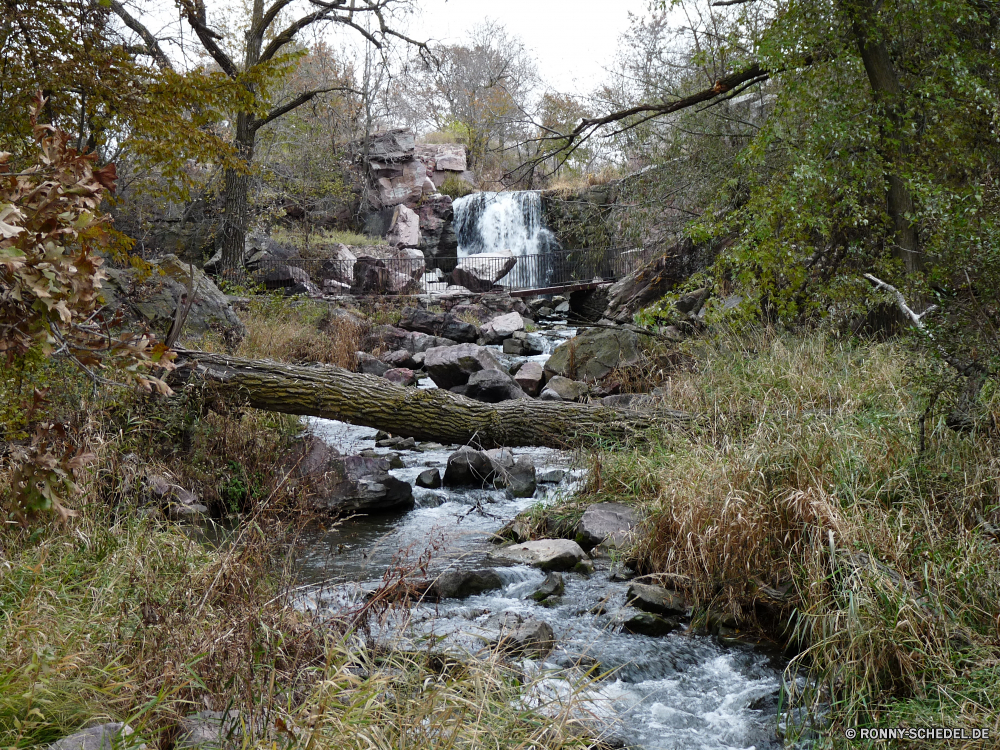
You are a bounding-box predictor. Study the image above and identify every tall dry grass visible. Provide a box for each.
[580,329,1000,744]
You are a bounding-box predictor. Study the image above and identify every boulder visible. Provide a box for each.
[480,312,524,344]
[383,367,417,386]
[398,307,479,343]
[386,204,421,247]
[431,568,504,599]
[352,255,390,294]
[495,619,555,659]
[621,612,680,637]
[416,468,442,489]
[537,468,566,484]
[502,331,545,356]
[452,250,517,292]
[367,325,457,354]
[175,710,255,750]
[442,446,496,487]
[491,455,536,498]
[465,369,530,403]
[101,254,245,344]
[356,352,390,376]
[261,264,310,290]
[544,327,642,382]
[576,502,639,551]
[489,539,587,571]
[49,723,141,750]
[627,582,688,618]
[305,455,413,513]
[512,361,544,397]
[381,349,419,369]
[531,572,565,602]
[317,244,357,285]
[423,343,504,389]
[539,375,590,402]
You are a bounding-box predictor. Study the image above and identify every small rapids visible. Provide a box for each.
[292,320,789,749]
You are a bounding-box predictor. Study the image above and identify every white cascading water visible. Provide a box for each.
[453,191,560,287]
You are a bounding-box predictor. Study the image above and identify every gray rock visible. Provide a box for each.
[530,571,565,602]
[383,367,418,386]
[512,361,544,397]
[423,343,504,389]
[398,307,479,343]
[168,502,210,520]
[554,300,570,314]
[502,330,545,356]
[544,327,642,382]
[627,582,688,618]
[496,618,555,659]
[382,349,419,369]
[536,306,553,317]
[442,446,496,487]
[367,325,457,354]
[356,351,390,376]
[576,502,639,550]
[49,723,141,750]
[621,612,680,637]
[539,375,590,402]
[432,568,504,599]
[465,368,530,403]
[262,263,310,289]
[676,287,709,315]
[489,539,586,571]
[416,468,442,489]
[385,453,405,469]
[537,468,566,484]
[175,711,254,750]
[452,250,517,292]
[479,312,525,344]
[306,456,413,514]
[506,456,537,498]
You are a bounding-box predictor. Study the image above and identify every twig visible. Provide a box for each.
[862,273,938,332]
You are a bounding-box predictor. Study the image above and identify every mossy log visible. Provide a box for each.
[176,350,691,449]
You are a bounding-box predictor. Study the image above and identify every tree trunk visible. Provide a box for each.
[218,112,256,276]
[175,351,691,448]
[843,0,922,273]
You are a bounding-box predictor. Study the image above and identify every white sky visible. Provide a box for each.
[402,0,656,94]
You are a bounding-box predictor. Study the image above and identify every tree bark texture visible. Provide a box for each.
[176,351,691,448]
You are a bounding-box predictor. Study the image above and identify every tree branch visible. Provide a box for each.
[108,0,174,71]
[253,85,363,131]
[177,0,239,78]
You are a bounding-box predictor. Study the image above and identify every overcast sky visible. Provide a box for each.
[403,0,655,94]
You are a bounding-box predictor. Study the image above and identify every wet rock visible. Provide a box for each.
[530,572,565,602]
[502,330,545,356]
[545,327,642,382]
[424,343,504,389]
[398,307,479,343]
[49,723,142,750]
[385,453,405,469]
[513,361,545,397]
[465,368,530,403]
[554,300,570,314]
[539,375,590,402]
[383,367,418,386]
[489,539,586,571]
[367,325,457,354]
[307,456,413,513]
[504,456,537,498]
[496,618,555,659]
[479,312,525,344]
[576,502,639,551]
[537,468,566,484]
[495,517,532,544]
[452,250,517,292]
[432,568,504,599]
[416,468,441,489]
[356,351,390,376]
[442,446,496,487]
[627,582,688,617]
[381,349,419,369]
[621,612,680,637]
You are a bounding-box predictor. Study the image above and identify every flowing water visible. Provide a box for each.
[452,191,561,287]
[291,319,790,749]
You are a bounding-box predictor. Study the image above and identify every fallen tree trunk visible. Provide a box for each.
[175,350,691,448]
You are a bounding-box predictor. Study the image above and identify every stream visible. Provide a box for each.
[290,319,790,750]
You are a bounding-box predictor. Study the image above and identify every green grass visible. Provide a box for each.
[270,226,380,258]
[571,328,1000,748]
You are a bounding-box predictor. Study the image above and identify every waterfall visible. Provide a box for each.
[452,191,560,287]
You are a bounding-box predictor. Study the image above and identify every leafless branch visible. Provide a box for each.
[254,85,364,131]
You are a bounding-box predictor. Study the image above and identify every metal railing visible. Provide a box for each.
[247,247,656,296]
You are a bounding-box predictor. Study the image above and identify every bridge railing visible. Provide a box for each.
[246,247,656,296]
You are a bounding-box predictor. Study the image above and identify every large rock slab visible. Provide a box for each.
[423,343,503,389]
[576,502,639,550]
[304,455,413,513]
[431,568,504,599]
[627,582,689,618]
[465,368,530,403]
[544,327,642,382]
[398,307,478,343]
[480,312,525,344]
[50,723,141,750]
[513,361,544,396]
[102,254,245,344]
[489,539,587,571]
[386,204,420,247]
[452,250,517,292]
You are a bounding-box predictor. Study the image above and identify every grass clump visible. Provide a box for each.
[270,226,378,258]
[577,328,1000,744]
